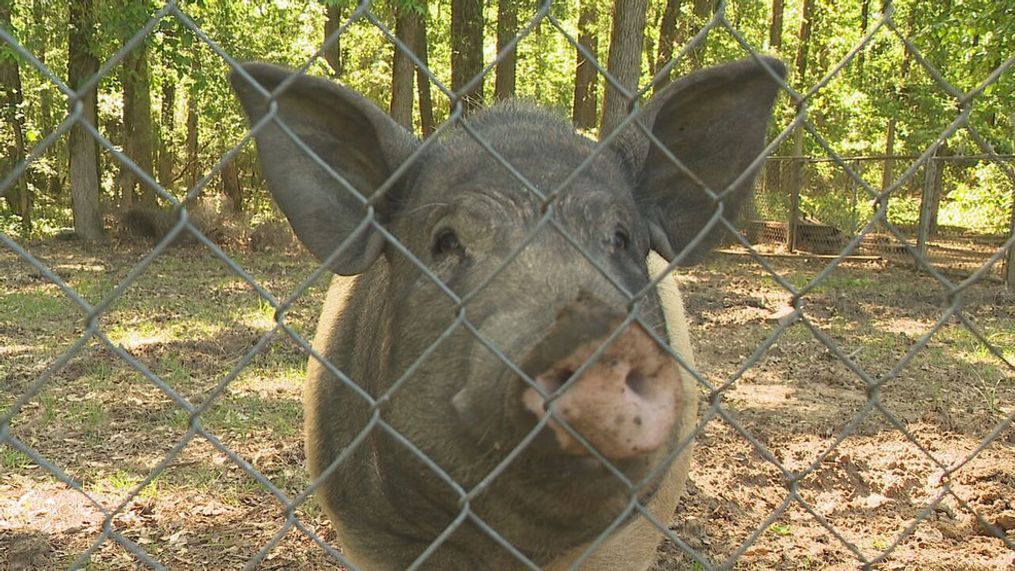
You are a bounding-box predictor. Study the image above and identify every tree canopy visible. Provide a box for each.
[0,0,1011,238]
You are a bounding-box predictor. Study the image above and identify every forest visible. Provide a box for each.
[0,0,1011,243]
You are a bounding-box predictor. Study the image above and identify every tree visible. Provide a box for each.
[572,1,599,130]
[68,0,104,241]
[415,5,436,137]
[685,0,717,68]
[157,80,176,190]
[769,0,784,51]
[185,83,199,192]
[0,0,31,233]
[599,0,649,138]
[391,2,422,130]
[880,8,917,199]
[494,0,518,100]
[787,0,815,251]
[855,0,869,79]
[323,1,344,77]
[451,0,485,113]
[119,38,157,208]
[653,0,682,93]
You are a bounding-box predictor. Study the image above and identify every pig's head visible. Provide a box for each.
[231,58,784,553]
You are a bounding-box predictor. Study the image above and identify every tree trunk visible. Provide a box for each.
[185,87,199,191]
[600,0,649,138]
[572,1,599,130]
[451,0,485,113]
[653,0,681,93]
[33,0,63,201]
[686,0,716,68]
[787,0,814,252]
[68,0,104,241]
[323,2,344,77]
[879,9,916,207]
[1006,192,1015,292]
[494,0,518,100]
[391,4,419,130]
[220,158,242,213]
[692,0,715,17]
[0,0,31,234]
[415,7,436,137]
[769,0,784,51]
[926,144,949,235]
[793,0,814,90]
[856,0,869,80]
[157,81,176,190]
[120,41,157,208]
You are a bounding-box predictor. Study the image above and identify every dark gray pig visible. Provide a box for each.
[231,56,784,569]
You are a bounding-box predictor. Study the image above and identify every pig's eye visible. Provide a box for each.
[609,228,630,253]
[432,229,464,258]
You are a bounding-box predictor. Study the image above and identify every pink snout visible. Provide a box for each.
[521,322,682,460]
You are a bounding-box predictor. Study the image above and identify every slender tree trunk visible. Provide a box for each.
[687,0,716,68]
[643,7,657,76]
[391,4,419,130]
[451,0,485,113]
[926,143,949,235]
[220,158,242,213]
[158,81,176,190]
[787,0,814,251]
[0,0,31,233]
[794,0,814,91]
[693,0,715,17]
[120,41,156,207]
[600,0,649,138]
[856,0,869,80]
[185,87,199,191]
[494,0,518,100]
[0,1,31,234]
[1006,190,1015,291]
[769,0,784,51]
[415,6,436,137]
[32,0,61,200]
[572,1,599,130]
[653,0,681,93]
[323,2,344,77]
[68,0,104,241]
[879,9,916,204]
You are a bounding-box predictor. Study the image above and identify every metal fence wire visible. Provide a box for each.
[2,1,1014,569]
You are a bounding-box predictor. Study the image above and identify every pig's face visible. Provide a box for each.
[383,105,678,482]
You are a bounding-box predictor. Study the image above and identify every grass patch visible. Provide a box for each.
[1,445,33,471]
[0,290,78,325]
[204,394,302,439]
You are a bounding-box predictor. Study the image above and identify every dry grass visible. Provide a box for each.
[2,237,1012,569]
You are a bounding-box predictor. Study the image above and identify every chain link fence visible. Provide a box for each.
[2,1,1014,569]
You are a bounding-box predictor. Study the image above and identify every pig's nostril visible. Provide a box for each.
[538,369,573,412]
[625,370,648,397]
[549,369,574,393]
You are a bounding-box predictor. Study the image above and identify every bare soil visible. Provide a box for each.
[2,237,1012,570]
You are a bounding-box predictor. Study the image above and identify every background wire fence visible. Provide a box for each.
[2,0,1013,569]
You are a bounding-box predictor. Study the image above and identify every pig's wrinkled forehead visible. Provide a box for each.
[412,104,632,200]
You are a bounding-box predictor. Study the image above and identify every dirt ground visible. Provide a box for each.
[1,235,1012,570]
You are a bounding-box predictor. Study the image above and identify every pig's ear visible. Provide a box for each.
[230,62,419,275]
[615,57,785,265]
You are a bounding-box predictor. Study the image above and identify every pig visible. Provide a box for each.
[230,56,784,569]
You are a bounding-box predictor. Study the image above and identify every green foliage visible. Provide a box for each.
[0,0,1011,238]
[939,162,1014,235]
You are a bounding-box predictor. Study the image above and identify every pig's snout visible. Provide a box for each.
[520,297,682,460]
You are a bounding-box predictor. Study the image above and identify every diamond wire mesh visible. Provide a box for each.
[1,0,1013,569]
